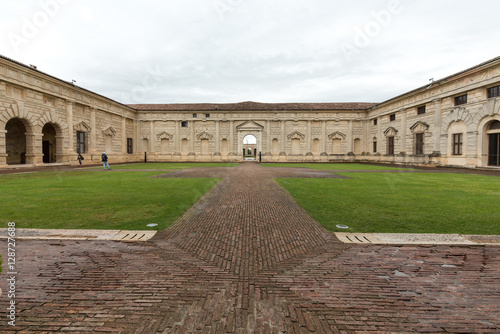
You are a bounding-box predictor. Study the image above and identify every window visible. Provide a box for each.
[127,138,133,154]
[454,94,467,106]
[487,85,500,98]
[373,118,377,126]
[181,121,188,127]
[192,113,197,118]
[205,114,210,118]
[387,137,394,155]
[373,141,377,153]
[417,106,426,115]
[415,133,424,155]
[76,131,86,154]
[389,114,396,121]
[452,133,463,155]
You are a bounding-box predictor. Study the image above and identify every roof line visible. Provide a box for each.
[370,55,500,109]
[0,54,136,111]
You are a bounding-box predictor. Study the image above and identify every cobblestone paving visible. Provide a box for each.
[0,162,499,333]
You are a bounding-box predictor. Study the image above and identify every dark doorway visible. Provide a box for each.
[489,133,499,166]
[6,118,27,165]
[42,123,57,163]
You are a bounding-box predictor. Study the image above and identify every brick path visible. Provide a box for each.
[0,162,499,333]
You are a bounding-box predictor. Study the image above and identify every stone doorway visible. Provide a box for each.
[487,120,500,166]
[6,118,27,165]
[243,134,257,159]
[42,123,57,163]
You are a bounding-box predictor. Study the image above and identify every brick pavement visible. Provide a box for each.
[0,162,499,333]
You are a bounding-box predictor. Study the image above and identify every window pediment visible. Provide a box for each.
[383,127,398,137]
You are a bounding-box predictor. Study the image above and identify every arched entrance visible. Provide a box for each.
[487,120,500,166]
[42,123,58,163]
[243,134,257,158]
[6,118,27,165]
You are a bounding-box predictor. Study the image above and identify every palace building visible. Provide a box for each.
[1,54,499,168]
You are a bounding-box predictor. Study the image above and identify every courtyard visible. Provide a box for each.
[0,162,499,333]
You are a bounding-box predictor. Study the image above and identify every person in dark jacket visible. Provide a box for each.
[101,152,111,170]
[77,153,84,166]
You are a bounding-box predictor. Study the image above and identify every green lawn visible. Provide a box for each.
[0,171,219,230]
[88,162,239,170]
[277,172,500,234]
[262,163,412,171]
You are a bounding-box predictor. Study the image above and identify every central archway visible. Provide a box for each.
[243,134,257,157]
[236,120,264,160]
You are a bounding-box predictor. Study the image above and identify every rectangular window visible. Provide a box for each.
[373,141,377,153]
[76,131,86,154]
[181,121,188,127]
[389,114,396,121]
[487,85,500,98]
[373,118,377,126]
[415,133,424,155]
[192,113,197,118]
[453,133,463,155]
[127,138,133,154]
[417,106,426,115]
[387,137,394,155]
[205,114,210,118]
[454,94,467,106]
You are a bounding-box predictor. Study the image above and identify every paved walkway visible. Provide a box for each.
[0,162,499,333]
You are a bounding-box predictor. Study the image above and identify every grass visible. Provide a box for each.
[88,162,239,170]
[0,171,219,230]
[277,172,500,235]
[262,163,412,171]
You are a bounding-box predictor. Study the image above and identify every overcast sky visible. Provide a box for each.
[1,0,500,105]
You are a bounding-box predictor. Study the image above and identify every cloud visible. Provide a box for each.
[1,0,500,104]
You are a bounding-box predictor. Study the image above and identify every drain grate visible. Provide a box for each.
[335,233,381,244]
[112,230,157,242]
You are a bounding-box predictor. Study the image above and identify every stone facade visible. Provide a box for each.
[1,55,500,168]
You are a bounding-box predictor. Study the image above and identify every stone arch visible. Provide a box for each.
[441,107,474,133]
[478,114,500,166]
[36,110,68,133]
[0,102,37,130]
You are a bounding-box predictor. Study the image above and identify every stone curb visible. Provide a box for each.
[335,232,500,245]
[0,228,157,242]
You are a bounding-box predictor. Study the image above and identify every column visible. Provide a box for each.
[26,132,43,164]
[433,99,442,155]
[306,120,312,154]
[149,121,154,152]
[280,120,285,155]
[121,118,127,154]
[400,109,407,155]
[214,120,221,155]
[266,120,271,155]
[90,108,97,153]
[175,120,181,155]
[229,120,234,155]
[347,120,353,154]
[0,130,7,165]
[321,120,327,155]
[135,120,141,153]
[189,120,195,155]
[66,101,74,154]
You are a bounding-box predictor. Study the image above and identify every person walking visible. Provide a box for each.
[101,152,111,170]
[77,153,84,166]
